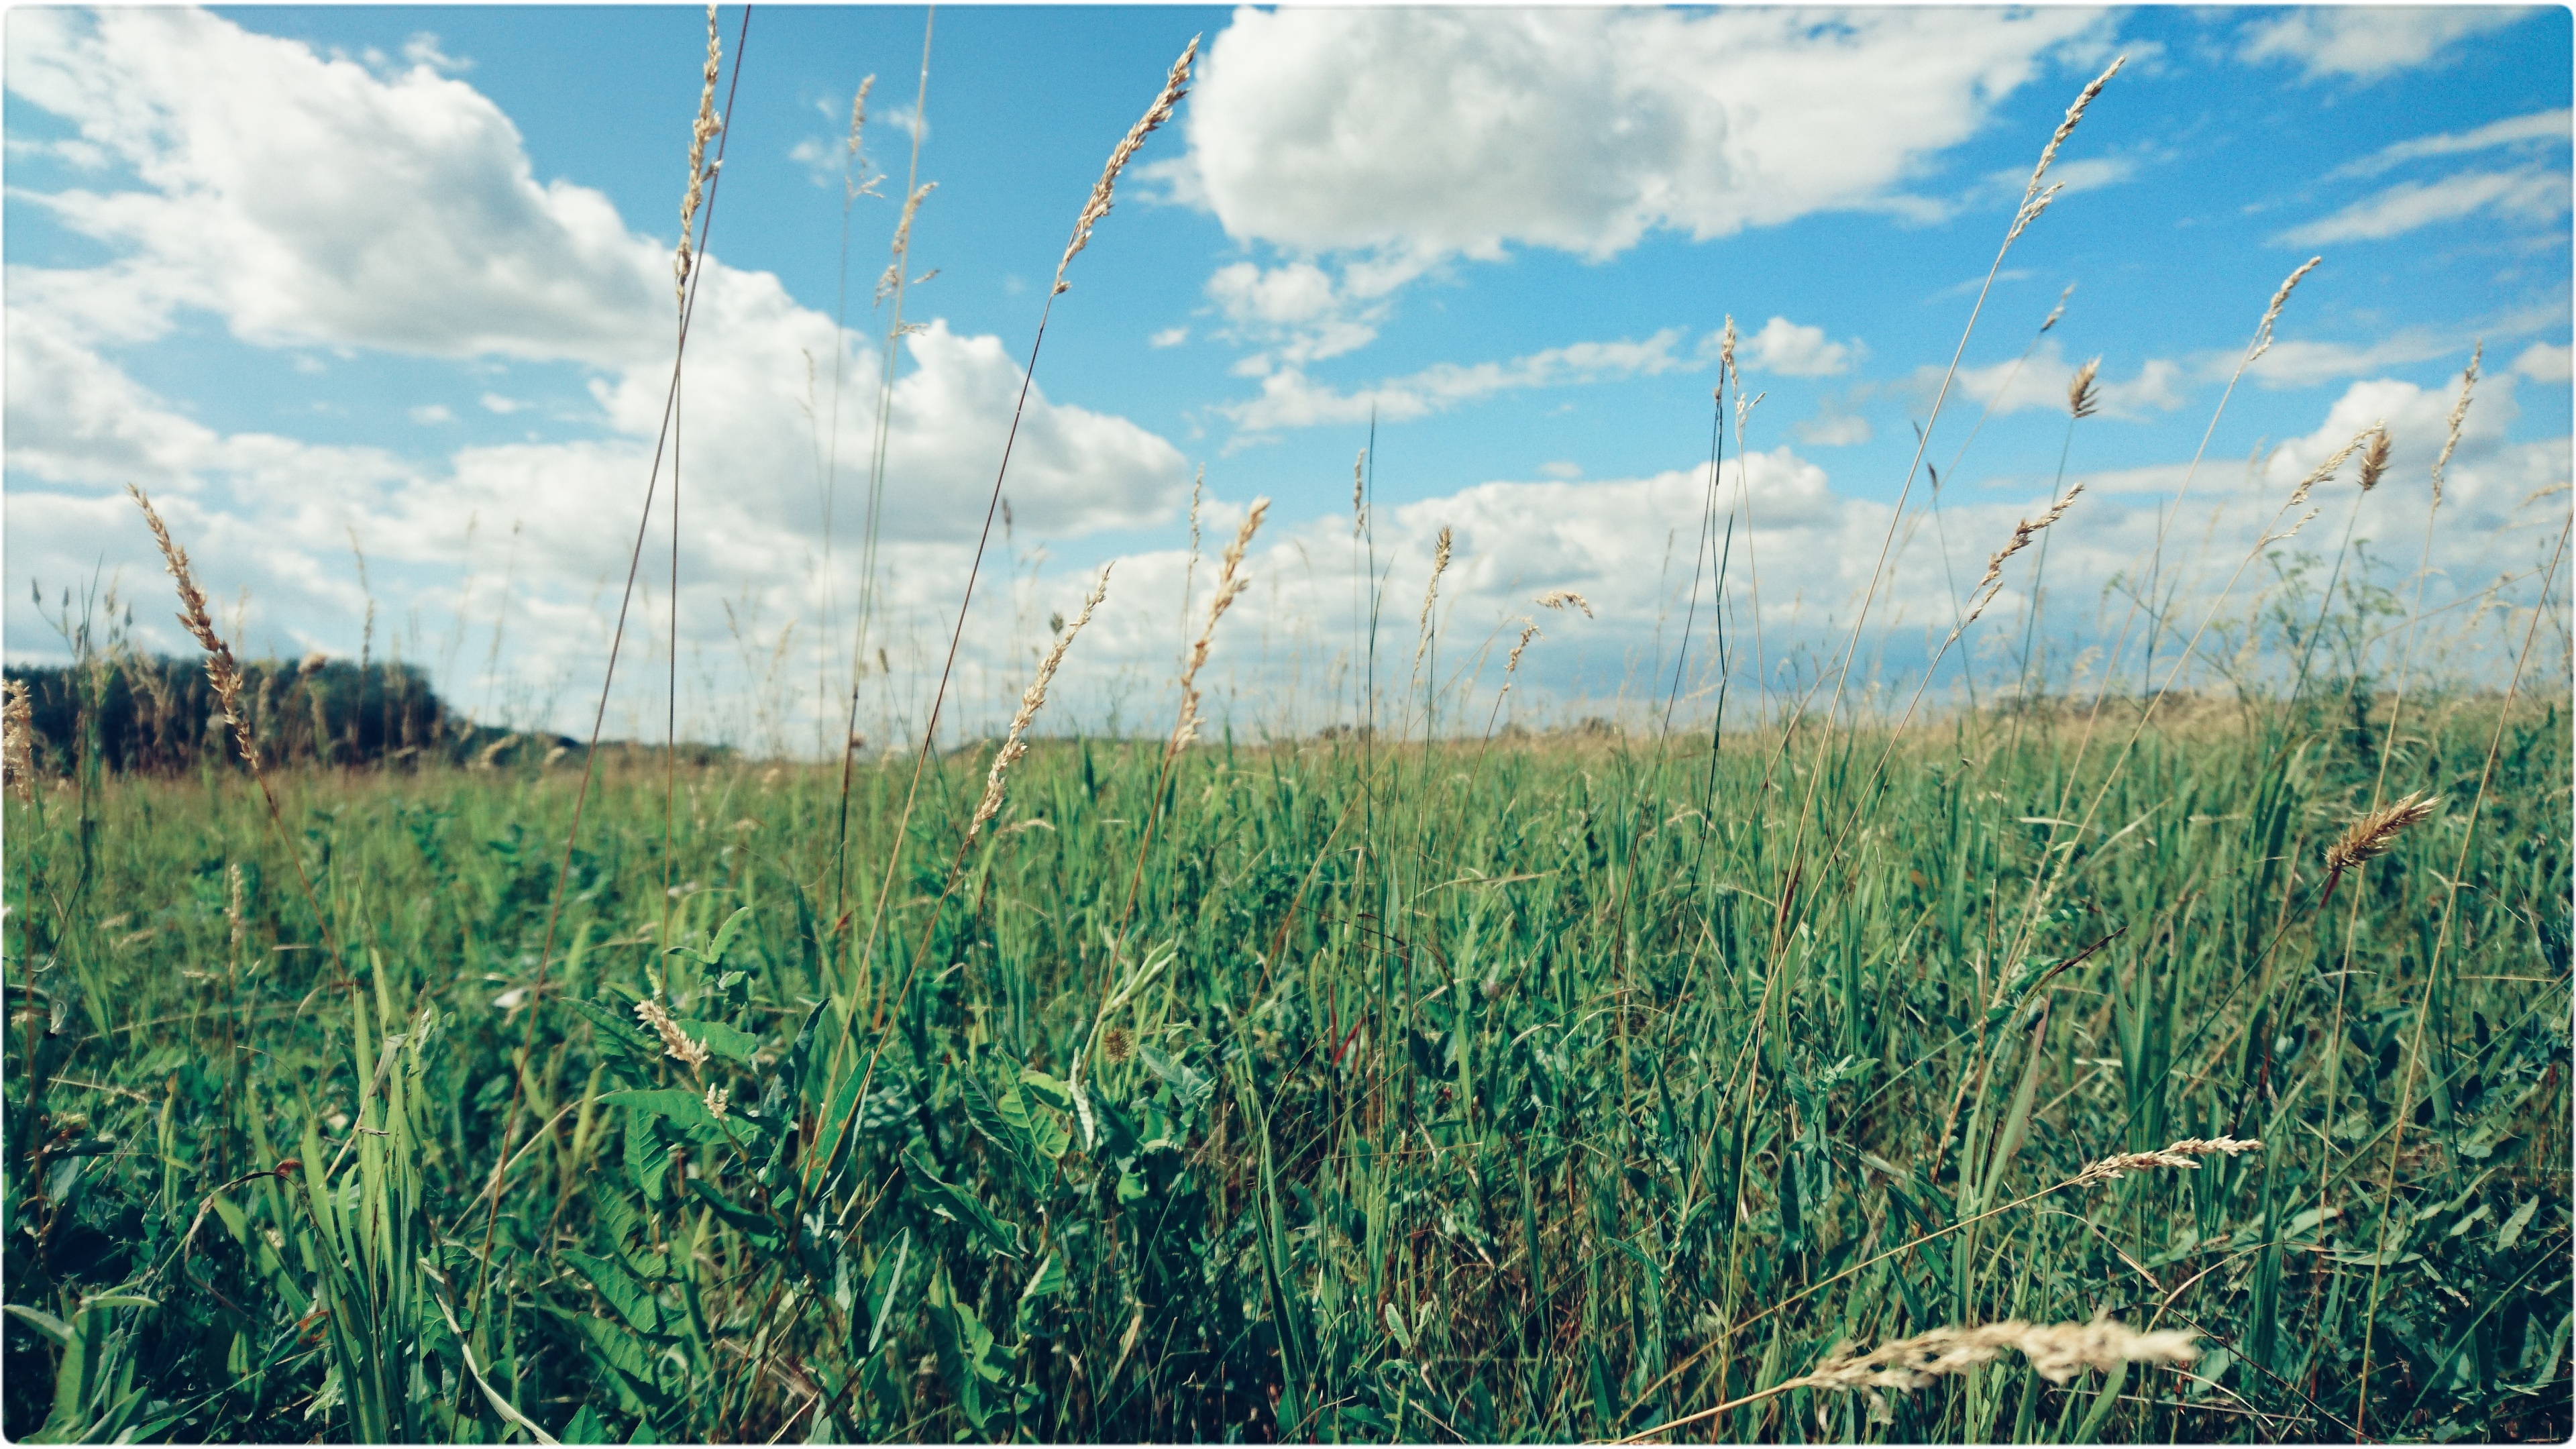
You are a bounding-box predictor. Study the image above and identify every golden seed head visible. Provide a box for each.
[2325,790,2441,877]
[2067,358,2100,419]
[2357,427,2392,492]
[2074,1135,2263,1187]
[1535,589,1595,619]
[1,678,38,802]
[1055,36,1197,294]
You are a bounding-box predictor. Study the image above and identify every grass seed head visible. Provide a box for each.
[2252,256,2322,363]
[971,565,1112,841]
[1536,589,1595,619]
[129,484,258,771]
[2068,357,2101,419]
[1055,36,1197,294]
[2076,1135,2263,1187]
[2357,426,2393,492]
[674,3,722,304]
[2325,790,2441,879]
[2433,343,2481,504]
[1,677,38,801]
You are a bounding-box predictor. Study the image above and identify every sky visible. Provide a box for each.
[5,4,2570,755]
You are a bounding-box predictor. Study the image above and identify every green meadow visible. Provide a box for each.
[3,663,2567,1442]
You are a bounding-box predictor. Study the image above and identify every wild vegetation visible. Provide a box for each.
[4,16,2569,1447]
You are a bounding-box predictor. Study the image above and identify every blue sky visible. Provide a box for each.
[5,5,2569,752]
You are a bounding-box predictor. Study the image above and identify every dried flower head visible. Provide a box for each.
[674,4,724,305]
[1055,37,1197,295]
[877,182,936,306]
[2075,1135,2263,1187]
[2,678,38,802]
[2287,421,2383,511]
[1102,1024,1136,1065]
[2357,427,2393,492]
[2322,790,2441,900]
[128,485,258,771]
[970,566,1112,842]
[2009,57,2123,241]
[1535,589,1595,619]
[842,74,878,207]
[635,996,711,1069]
[2251,256,2322,364]
[1172,497,1268,752]
[2041,282,2074,333]
[1956,485,2084,631]
[2068,357,2101,419]
[2432,343,2481,506]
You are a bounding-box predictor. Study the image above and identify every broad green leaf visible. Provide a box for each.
[902,1141,1022,1258]
[671,1019,760,1065]
[563,1250,661,1334]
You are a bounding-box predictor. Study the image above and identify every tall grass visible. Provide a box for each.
[3,21,2570,1449]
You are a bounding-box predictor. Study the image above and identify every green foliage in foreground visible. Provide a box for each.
[4,698,2569,1443]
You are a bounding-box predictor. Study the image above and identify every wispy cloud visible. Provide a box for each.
[2276,165,2569,246]
[1217,329,1706,437]
[2329,107,2570,179]
[2238,8,2530,83]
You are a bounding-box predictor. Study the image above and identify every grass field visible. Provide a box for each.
[3,676,2569,1442]
[5,17,2571,1446]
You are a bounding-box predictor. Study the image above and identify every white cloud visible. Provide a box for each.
[1537,461,1582,481]
[400,32,471,75]
[2238,8,2532,83]
[1175,7,2111,262]
[2514,341,2573,383]
[2330,107,2570,179]
[1216,328,1704,436]
[1793,412,1874,447]
[1909,339,2188,421]
[1149,326,1189,349]
[7,7,667,367]
[3,5,1195,732]
[2277,166,2570,246]
[1743,316,1860,378]
[409,404,453,425]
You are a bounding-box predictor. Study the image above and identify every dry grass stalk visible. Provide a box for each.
[1055,37,1197,295]
[1957,484,2085,631]
[2,677,37,802]
[2068,357,2101,419]
[970,565,1112,842]
[1351,449,1367,535]
[635,996,711,1069]
[129,485,258,771]
[1536,589,1594,619]
[2288,422,2383,511]
[674,3,722,303]
[1179,466,1205,644]
[2041,282,2074,333]
[2432,343,2481,504]
[1416,527,1454,638]
[2074,1134,2263,1187]
[843,74,877,206]
[877,183,936,306]
[1172,498,1268,752]
[2251,256,2322,363]
[1717,315,1737,402]
[2323,790,2441,898]
[1623,1316,2198,1441]
[2008,56,2123,241]
[2357,427,2393,492]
